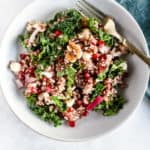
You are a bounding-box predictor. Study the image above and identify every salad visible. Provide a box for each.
[9,9,129,127]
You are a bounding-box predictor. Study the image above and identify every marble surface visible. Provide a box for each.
[0,0,150,149]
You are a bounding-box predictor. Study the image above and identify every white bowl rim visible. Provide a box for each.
[0,0,149,142]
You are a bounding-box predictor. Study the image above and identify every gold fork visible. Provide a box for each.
[76,0,150,66]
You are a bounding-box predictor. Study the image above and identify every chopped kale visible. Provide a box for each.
[94,95,126,116]
[26,94,63,127]
[108,59,127,78]
[90,83,105,101]
[89,17,115,47]
[102,95,126,116]
[51,96,67,112]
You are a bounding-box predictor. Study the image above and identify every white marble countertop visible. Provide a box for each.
[0,0,150,149]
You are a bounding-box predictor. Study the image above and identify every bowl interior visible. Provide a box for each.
[0,0,149,141]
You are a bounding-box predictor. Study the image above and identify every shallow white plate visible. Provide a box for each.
[0,0,149,141]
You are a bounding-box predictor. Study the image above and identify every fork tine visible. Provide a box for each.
[76,2,98,18]
[82,0,107,18]
[77,0,105,20]
[76,1,103,21]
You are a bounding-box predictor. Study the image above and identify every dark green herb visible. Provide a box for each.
[51,96,67,112]
[89,17,115,47]
[57,66,76,96]
[65,66,77,96]
[89,18,99,33]
[90,83,105,102]
[26,94,63,127]
[49,9,82,38]
[18,33,30,49]
[108,59,126,78]
[97,70,107,81]
[98,29,115,47]
[34,68,43,79]
[102,95,126,116]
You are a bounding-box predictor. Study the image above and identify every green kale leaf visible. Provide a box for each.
[90,83,105,102]
[26,94,63,127]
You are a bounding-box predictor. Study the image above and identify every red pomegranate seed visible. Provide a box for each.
[92,53,100,61]
[46,86,52,93]
[84,72,90,81]
[18,71,25,80]
[30,87,37,94]
[100,54,107,61]
[68,121,75,127]
[99,65,106,73]
[77,100,82,106]
[37,88,42,94]
[98,40,105,47]
[27,67,34,74]
[46,85,52,93]
[67,107,73,113]
[54,30,62,37]
[20,53,28,59]
[19,60,24,65]
[82,111,88,117]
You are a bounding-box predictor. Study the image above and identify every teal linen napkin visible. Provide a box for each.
[117,0,150,99]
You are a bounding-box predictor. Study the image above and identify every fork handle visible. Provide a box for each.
[104,17,150,66]
[125,40,150,66]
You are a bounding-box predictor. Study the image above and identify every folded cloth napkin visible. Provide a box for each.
[117,0,150,99]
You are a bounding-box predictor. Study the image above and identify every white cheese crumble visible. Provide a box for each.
[9,62,21,74]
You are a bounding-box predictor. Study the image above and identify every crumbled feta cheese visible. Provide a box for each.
[78,28,91,40]
[41,71,54,79]
[99,45,110,54]
[66,99,75,107]
[38,92,53,105]
[9,61,21,74]
[82,52,92,61]
[121,62,127,70]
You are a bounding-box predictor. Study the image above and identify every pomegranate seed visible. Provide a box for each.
[54,30,62,37]
[100,54,107,61]
[27,67,34,74]
[37,88,42,94]
[90,39,98,45]
[30,87,37,94]
[67,107,73,113]
[18,71,25,80]
[92,53,99,61]
[19,60,24,65]
[82,111,88,117]
[46,86,52,93]
[20,53,28,59]
[77,100,82,106]
[68,121,75,127]
[84,72,90,81]
[99,65,106,73]
[98,40,105,47]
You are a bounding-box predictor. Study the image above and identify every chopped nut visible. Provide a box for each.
[65,41,83,63]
